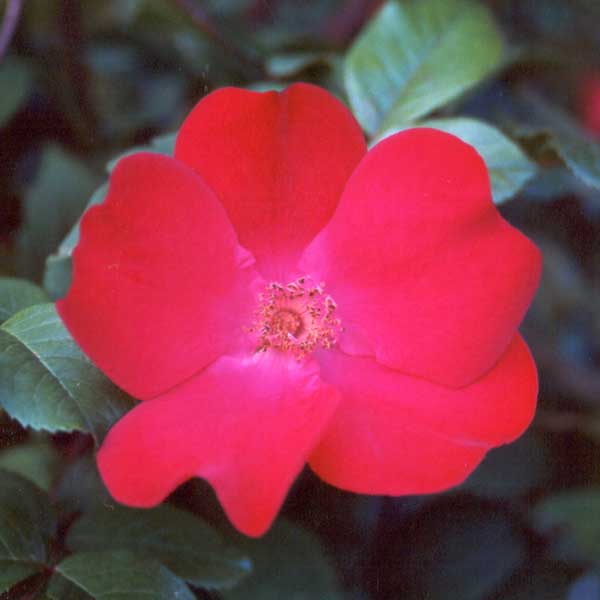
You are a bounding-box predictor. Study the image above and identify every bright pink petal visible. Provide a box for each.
[175,83,367,279]
[301,128,542,387]
[309,335,537,495]
[97,354,339,537]
[57,153,258,400]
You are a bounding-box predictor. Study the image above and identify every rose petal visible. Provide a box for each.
[175,83,367,279]
[97,353,340,537]
[309,335,537,495]
[58,153,258,399]
[301,128,542,387]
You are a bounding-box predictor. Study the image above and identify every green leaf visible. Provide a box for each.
[0,56,33,127]
[533,488,600,564]
[43,183,109,300]
[516,91,600,191]
[223,520,343,600]
[0,303,135,443]
[42,181,109,300]
[376,505,524,600]
[460,431,551,500]
[0,561,39,594]
[55,550,195,600]
[68,505,251,590]
[47,574,94,600]
[55,455,113,515]
[150,131,177,155]
[375,117,536,204]
[345,0,503,136]
[17,145,99,282]
[549,129,600,191]
[0,469,56,564]
[0,278,49,324]
[105,146,155,173]
[0,439,59,491]
[265,52,335,78]
[105,131,176,173]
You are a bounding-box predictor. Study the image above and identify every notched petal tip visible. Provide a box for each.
[95,354,339,537]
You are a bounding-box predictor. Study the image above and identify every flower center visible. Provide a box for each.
[248,276,342,359]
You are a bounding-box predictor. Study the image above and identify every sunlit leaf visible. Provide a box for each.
[0,304,134,443]
[345,0,503,135]
[375,117,535,203]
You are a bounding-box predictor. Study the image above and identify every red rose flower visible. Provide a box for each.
[580,72,600,137]
[57,83,541,537]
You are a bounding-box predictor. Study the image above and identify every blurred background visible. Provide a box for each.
[1,0,600,598]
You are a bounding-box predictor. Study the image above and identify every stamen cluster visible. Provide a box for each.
[248,277,342,358]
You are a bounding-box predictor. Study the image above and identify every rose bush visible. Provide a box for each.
[57,83,541,537]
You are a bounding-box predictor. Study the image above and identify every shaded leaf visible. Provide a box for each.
[55,455,113,515]
[460,431,551,500]
[17,145,99,282]
[223,520,343,600]
[533,488,600,564]
[549,129,600,191]
[370,504,524,600]
[517,91,600,191]
[47,574,94,600]
[0,278,48,324]
[55,550,195,600]
[0,469,56,564]
[43,183,108,300]
[0,561,39,594]
[68,505,251,590]
[345,0,503,135]
[0,439,59,491]
[0,304,135,443]
[375,117,535,204]
[266,52,335,78]
[150,131,177,155]
[105,146,155,173]
[567,572,600,600]
[0,56,33,127]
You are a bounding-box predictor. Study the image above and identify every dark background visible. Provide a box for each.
[1,1,600,598]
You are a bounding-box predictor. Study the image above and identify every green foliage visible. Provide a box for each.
[1,1,599,598]
[0,469,56,564]
[0,277,48,323]
[0,56,33,127]
[52,551,195,600]
[223,520,343,600]
[345,0,503,136]
[0,562,38,594]
[0,304,134,442]
[371,503,525,599]
[376,117,536,203]
[548,129,600,191]
[17,145,99,282]
[43,184,108,300]
[67,505,252,589]
[533,488,600,564]
[0,438,59,491]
